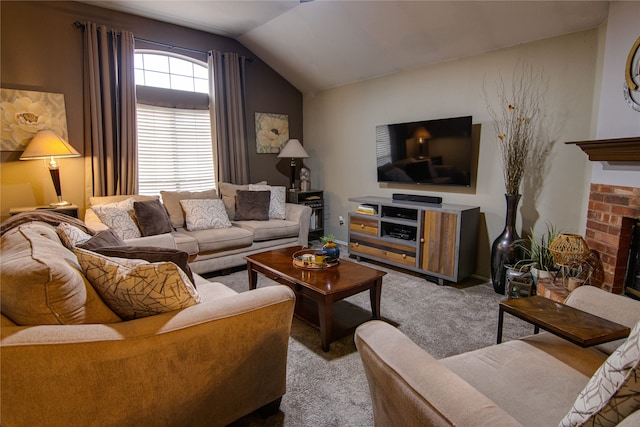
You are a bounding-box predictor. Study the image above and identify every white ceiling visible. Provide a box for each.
[81,1,610,95]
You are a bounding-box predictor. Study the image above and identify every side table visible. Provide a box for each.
[286,189,324,239]
[9,204,79,219]
[497,295,630,347]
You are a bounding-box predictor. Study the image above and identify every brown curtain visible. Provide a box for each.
[209,50,249,185]
[82,22,137,198]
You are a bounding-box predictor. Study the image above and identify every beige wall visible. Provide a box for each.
[591,1,640,187]
[303,30,601,278]
[0,1,302,220]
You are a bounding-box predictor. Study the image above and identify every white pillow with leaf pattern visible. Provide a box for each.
[559,320,640,427]
[179,198,232,231]
[56,223,92,248]
[91,198,141,240]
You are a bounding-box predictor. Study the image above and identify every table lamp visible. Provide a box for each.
[20,130,80,206]
[413,126,431,159]
[278,139,309,191]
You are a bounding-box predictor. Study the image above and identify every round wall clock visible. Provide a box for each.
[623,36,640,112]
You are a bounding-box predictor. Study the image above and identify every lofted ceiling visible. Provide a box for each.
[80,1,610,95]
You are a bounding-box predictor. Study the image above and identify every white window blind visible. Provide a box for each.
[376,125,392,166]
[137,104,215,195]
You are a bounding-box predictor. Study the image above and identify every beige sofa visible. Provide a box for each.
[355,286,640,426]
[1,220,296,426]
[84,187,312,275]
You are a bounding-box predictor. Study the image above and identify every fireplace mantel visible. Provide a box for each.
[566,136,640,162]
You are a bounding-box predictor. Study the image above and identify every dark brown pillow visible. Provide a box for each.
[77,229,126,250]
[234,190,270,221]
[134,199,173,236]
[92,246,195,285]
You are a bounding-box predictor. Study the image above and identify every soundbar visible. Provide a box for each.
[392,193,443,204]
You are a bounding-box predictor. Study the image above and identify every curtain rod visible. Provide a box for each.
[73,21,253,62]
[134,36,209,57]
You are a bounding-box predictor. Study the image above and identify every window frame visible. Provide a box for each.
[134,49,215,195]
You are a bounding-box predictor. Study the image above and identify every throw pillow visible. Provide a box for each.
[74,247,201,320]
[179,198,232,231]
[91,198,141,240]
[160,189,217,229]
[77,229,126,251]
[234,190,271,221]
[91,246,195,285]
[249,184,286,219]
[56,223,92,249]
[559,320,640,427]
[218,181,267,219]
[133,199,173,236]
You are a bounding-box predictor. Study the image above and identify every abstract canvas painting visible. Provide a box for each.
[0,88,69,151]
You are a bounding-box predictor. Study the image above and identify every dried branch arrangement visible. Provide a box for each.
[485,62,548,195]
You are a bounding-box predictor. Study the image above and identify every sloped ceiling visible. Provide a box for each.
[79,1,610,95]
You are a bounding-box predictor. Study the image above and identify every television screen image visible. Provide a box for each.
[376,116,473,187]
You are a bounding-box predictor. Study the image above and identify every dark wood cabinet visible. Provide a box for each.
[348,196,479,284]
[287,190,324,238]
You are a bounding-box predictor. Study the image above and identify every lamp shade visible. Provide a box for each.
[413,126,431,140]
[19,129,80,207]
[549,234,590,266]
[20,130,80,160]
[277,139,309,159]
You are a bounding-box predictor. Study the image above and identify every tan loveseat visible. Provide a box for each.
[1,220,296,426]
[84,184,312,275]
[355,286,640,426]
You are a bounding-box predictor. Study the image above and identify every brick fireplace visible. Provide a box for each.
[585,184,640,294]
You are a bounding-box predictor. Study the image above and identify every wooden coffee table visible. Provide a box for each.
[497,295,630,347]
[245,246,386,351]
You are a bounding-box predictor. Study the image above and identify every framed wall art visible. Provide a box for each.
[0,88,69,151]
[255,112,289,154]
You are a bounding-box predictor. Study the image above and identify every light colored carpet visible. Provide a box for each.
[210,247,533,426]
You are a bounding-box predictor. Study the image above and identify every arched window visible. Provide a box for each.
[134,51,215,195]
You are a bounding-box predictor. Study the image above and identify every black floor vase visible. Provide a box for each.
[491,194,521,294]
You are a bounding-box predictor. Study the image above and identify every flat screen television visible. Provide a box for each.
[376,116,473,187]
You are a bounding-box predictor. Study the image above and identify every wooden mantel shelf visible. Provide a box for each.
[566,136,640,162]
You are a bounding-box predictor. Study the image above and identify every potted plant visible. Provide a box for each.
[320,234,340,259]
[513,223,560,283]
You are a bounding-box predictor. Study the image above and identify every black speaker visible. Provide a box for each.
[392,193,443,204]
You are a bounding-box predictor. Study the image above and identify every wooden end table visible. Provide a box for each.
[497,295,630,347]
[245,246,386,351]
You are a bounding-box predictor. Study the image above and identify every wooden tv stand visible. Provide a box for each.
[348,196,480,284]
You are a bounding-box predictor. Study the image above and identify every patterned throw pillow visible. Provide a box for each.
[56,223,92,249]
[74,248,201,321]
[249,184,286,219]
[179,199,232,231]
[559,320,640,427]
[160,189,218,229]
[91,198,141,240]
